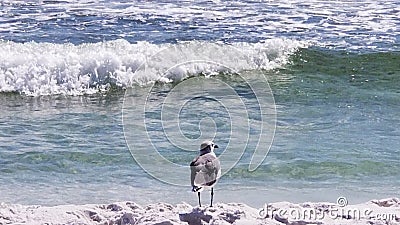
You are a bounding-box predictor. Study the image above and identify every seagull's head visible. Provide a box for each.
[200,140,219,153]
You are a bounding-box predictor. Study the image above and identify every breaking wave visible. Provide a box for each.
[0,39,307,96]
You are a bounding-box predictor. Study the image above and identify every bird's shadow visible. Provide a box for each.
[178,207,212,225]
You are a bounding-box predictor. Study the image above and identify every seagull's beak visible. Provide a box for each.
[214,144,219,149]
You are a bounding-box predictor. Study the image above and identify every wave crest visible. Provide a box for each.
[0,39,307,96]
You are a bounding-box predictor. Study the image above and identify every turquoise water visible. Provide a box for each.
[0,0,399,207]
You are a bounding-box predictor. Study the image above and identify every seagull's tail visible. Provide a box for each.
[192,186,203,192]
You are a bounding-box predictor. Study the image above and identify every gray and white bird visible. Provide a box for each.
[190,140,221,207]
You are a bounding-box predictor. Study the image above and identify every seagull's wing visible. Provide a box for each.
[190,154,220,187]
[204,155,220,186]
[190,156,201,187]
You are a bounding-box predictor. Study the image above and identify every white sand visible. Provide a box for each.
[0,198,399,225]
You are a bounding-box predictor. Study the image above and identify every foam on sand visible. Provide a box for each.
[0,198,398,225]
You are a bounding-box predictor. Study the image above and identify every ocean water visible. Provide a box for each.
[0,0,399,207]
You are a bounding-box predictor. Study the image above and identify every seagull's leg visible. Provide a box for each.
[198,192,202,207]
[210,188,214,207]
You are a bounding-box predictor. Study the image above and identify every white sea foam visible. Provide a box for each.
[0,39,307,96]
[0,0,398,51]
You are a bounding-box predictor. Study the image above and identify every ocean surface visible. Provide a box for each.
[0,0,399,207]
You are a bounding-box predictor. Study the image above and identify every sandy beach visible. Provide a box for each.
[1,198,399,225]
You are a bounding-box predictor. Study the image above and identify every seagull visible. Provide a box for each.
[190,140,221,207]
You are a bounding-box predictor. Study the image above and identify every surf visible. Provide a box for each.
[0,39,307,96]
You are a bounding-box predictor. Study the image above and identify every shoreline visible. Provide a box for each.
[1,198,399,225]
